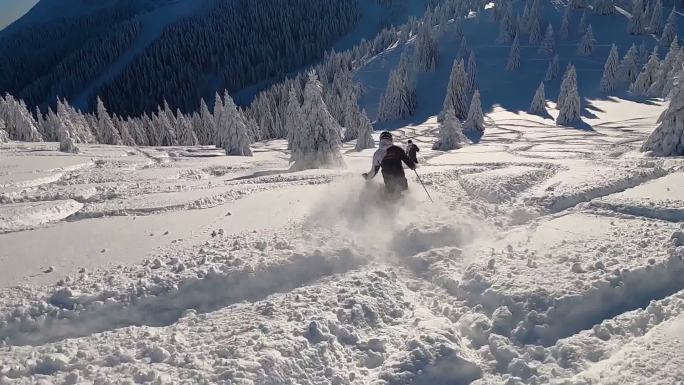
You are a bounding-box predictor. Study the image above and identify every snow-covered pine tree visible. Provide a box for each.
[0,118,8,143]
[538,25,555,56]
[466,52,478,98]
[195,99,216,145]
[594,0,616,15]
[660,7,677,46]
[176,112,199,146]
[415,22,439,72]
[464,90,485,133]
[0,94,42,142]
[649,39,680,97]
[290,71,343,170]
[432,107,465,151]
[619,44,641,85]
[212,92,225,143]
[354,109,375,151]
[216,92,252,156]
[545,54,560,81]
[96,97,122,145]
[662,48,684,97]
[578,11,588,35]
[114,114,136,146]
[506,33,521,71]
[600,44,621,92]
[155,105,177,146]
[641,67,684,155]
[560,9,570,40]
[442,58,468,120]
[529,82,547,115]
[378,53,417,121]
[59,132,80,154]
[285,86,304,149]
[628,0,647,35]
[577,25,597,56]
[497,2,517,44]
[528,17,543,45]
[649,0,664,35]
[556,65,581,126]
[631,47,661,95]
[128,116,149,146]
[460,36,470,60]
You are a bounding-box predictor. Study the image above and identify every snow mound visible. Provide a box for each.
[0,200,83,233]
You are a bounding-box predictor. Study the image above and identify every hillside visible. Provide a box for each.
[0,0,430,116]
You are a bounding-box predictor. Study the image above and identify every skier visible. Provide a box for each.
[363,131,416,197]
[406,139,420,164]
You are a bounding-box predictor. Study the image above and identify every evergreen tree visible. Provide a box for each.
[620,44,641,85]
[529,82,548,115]
[649,39,680,96]
[195,99,216,145]
[556,65,581,126]
[661,7,677,46]
[466,52,478,98]
[290,71,343,170]
[354,110,375,151]
[464,90,485,133]
[578,11,588,35]
[649,0,664,35]
[96,97,122,145]
[594,0,616,15]
[600,44,621,92]
[432,107,465,151]
[538,25,555,56]
[216,92,252,156]
[442,58,468,120]
[631,47,661,95]
[641,67,684,155]
[415,23,439,72]
[661,48,684,97]
[59,132,80,154]
[497,2,517,44]
[528,17,543,45]
[506,33,521,71]
[285,86,304,149]
[628,0,647,35]
[545,54,561,81]
[115,114,136,146]
[577,25,597,56]
[378,53,417,121]
[0,118,9,143]
[176,112,199,146]
[560,11,571,40]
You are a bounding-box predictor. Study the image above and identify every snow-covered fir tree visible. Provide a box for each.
[649,39,680,97]
[628,0,647,35]
[285,86,304,149]
[649,0,664,35]
[538,25,555,56]
[662,49,684,97]
[577,25,597,56]
[433,107,465,151]
[0,94,42,142]
[619,44,641,85]
[176,112,199,146]
[59,132,80,154]
[114,114,136,147]
[290,71,344,170]
[442,58,468,119]
[354,110,375,151]
[600,44,621,92]
[378,53,417,122]
[497,2,517,44]
[195,99,216,145]
[560,10,570,40]
[415,22,439,72]
[660,7,677,46]
[506,33,521,71]
[594,0,616,15]
[578,11,588,35]
[0,122,9,144]
[631,47,661,95]
[528,17,543,45]
[215,92,252,156]
[529,82,547,115]
[466,52,478,98]
[557,65,582,125]
[464,90,485,133]
[641,67,684,155]
[154,105,177,146]
[545,54,560,81]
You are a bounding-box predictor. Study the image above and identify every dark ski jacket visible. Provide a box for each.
[406,143,420,163]
[366,138,416,193]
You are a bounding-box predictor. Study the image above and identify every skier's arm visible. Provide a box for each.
[363,150,383,180]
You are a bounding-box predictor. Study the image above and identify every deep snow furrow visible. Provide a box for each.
[0,253,367,346]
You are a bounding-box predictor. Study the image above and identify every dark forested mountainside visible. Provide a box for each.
[0,0,420,117]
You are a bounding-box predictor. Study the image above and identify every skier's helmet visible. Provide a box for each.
[380,131,393,141]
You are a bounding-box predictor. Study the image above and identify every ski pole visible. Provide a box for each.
[414,169,434,203]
